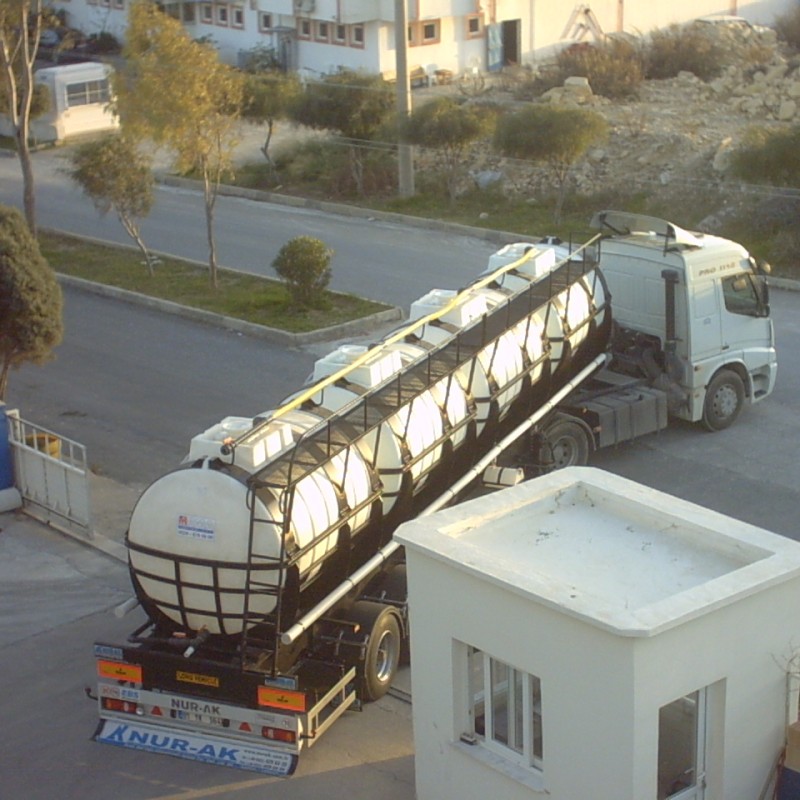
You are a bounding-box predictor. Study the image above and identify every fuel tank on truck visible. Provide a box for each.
[125,239,611,639]
[127,409,379,635]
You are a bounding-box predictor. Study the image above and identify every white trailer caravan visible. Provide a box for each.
[30,62,118,143]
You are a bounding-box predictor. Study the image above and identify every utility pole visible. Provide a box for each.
[394,0,415,196]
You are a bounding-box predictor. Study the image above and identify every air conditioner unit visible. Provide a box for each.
[293,0,315,13]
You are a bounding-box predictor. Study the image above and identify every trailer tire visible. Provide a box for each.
[542,417,591,469]
[703,370,745,432]
[346,601,402,702]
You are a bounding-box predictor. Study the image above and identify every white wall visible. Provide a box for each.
[398,469,800,800]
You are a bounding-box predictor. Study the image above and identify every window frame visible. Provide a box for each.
[332,23,347,45]
[466,12,484,39]
[200,3,213,24]
[258,11,272,32]
[408,19,440,47]
[182,2,196,23]
[65,78,111,109]
[231,5,244,29]
[215,3,229,27]
[297,17,312,40]
[349,24,365,48]
[465,646,543,772]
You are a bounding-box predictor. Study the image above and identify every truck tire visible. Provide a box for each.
[703,370,745,432]
[542,418,591,469]
[346,601,401,702]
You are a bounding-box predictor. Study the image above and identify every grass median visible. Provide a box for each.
[39,231,390,333]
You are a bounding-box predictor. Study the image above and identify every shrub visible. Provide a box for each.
[644,23,726,81]
[728,125,800,187]
[86,31,121,54]
[775,6,800,52]
[272,236,333,309]
[555,39,644,99]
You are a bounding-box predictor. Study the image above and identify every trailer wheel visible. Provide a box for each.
[703,370,745,432]
[542,418,591,469]
[346,601,401,702]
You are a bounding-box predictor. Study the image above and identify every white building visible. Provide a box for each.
[395,467,800,800]
[48,0,796,77]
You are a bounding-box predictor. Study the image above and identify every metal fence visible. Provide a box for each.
[7,411,92,538]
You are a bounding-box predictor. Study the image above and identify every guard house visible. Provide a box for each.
[394,468,800,800]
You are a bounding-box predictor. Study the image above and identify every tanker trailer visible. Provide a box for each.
[91,236,612,775]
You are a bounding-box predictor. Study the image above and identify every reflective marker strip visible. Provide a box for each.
[98,660,143,683]
[257,686,306,712]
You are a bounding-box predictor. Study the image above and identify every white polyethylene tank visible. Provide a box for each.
[409,289,527,434]
[309,343,453,513]
[128,410,375,635]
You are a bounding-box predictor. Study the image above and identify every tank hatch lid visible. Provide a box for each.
[409,289,488,327]
[312,344,403,389]
[188,415,294,471]
[485,243,557,280]
[591,210,704,249]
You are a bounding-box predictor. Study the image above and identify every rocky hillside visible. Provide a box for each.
[491,19,797,205]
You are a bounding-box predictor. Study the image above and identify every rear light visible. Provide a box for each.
[262,726,297,744]
[102,697,139,715]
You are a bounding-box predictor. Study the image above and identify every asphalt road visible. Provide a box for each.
[0,148,500,308]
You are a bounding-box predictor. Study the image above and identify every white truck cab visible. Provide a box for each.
[590,210,776,430]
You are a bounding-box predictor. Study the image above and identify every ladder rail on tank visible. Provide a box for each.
[235,240,605,670]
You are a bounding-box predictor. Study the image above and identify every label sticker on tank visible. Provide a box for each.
[176,515,216,541]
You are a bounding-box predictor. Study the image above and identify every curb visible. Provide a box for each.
[57,273,403,347]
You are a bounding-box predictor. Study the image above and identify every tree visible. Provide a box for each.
[0,0,52,233]
[493,105,607,222]
[69,134,156,275]
[115,0,243,288]
[403,97,492,202]
[272,236,332,310]
[290,70,393,195]
[0,204,63,400]
[241,70,301,175]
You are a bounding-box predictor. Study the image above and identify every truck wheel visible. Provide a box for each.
[346,601,401,702]
[542,418,591,469]
[703,370,745,432]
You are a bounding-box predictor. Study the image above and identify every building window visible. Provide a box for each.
[112,0,125,8]
[467,647,543,771]
[466,13,483,38]
[298,18,311,39]
[333,23,347,45]
[657,689,707,799]
[408,19,440,46]
[66,79,111,108]
[259,11,272,31]
[350,24,364,47]
[216,4,229,25]
[232,5,244,28]
[314,20,329,42]
[200,3,213,23]
[182,3,195,22]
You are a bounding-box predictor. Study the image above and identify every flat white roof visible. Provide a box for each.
[395,468,800,636]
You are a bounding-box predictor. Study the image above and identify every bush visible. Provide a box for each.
[272,236,333,309]
[555,39,644,99]
[775,6,800,52]
[86,31,121,54]
[728,125,800,187]
[644,23,727,81]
